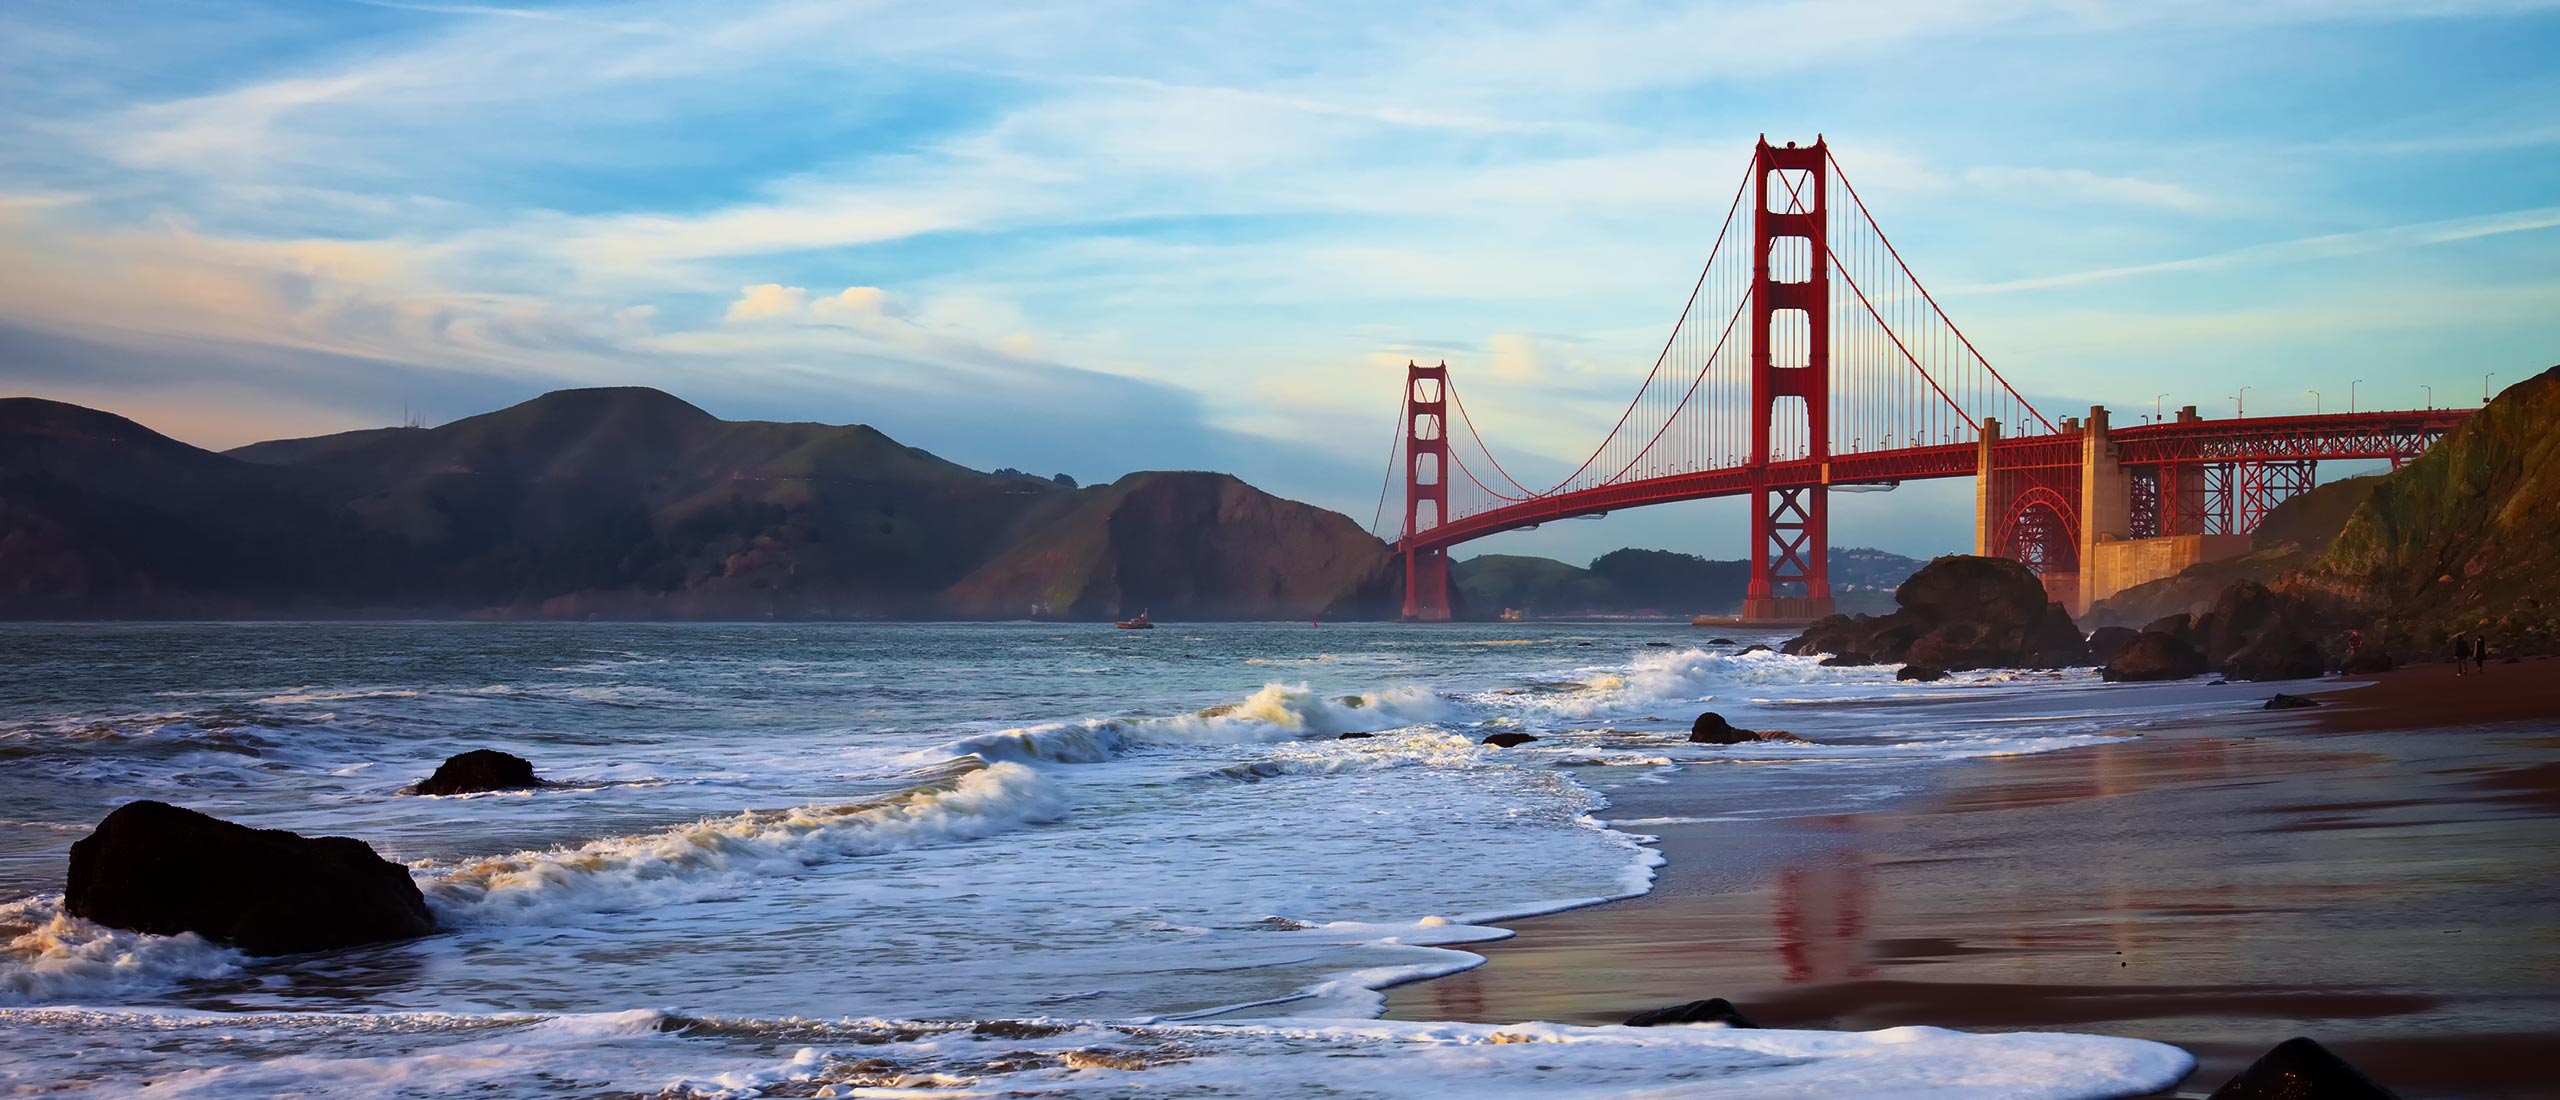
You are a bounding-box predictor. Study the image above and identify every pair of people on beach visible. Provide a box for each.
[2452,633,2492,674]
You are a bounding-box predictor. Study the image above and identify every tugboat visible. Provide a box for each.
[1116,609,1155,630]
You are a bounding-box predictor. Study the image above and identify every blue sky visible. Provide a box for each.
[3,0,2556,563]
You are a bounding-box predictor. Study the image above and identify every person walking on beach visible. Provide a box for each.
[2474,633,2491,672]
[2453,634,2472,675]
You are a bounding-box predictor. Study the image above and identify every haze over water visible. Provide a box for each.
[0,622,2203,1097]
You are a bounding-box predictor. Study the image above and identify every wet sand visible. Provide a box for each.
[1389,660,2560,1098]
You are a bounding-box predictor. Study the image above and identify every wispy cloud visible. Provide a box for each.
[4,0,2558,560]
[1955,205,2560,294]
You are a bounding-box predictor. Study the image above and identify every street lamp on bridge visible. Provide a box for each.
[2422,384,2433,409]
[2350,379,2362,413]
[2154,393,2167,423]
[2486,373,2495,404]
[2307,389,2320,414]
[2233,387,2249,418]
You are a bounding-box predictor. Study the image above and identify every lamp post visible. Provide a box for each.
[2234,387,2249,418]
[2485,373,2495,404]
[2422,384,2433,409]
[2155,393,2168,422]
[2307,389,2320,414]
[2350,379,2362,413]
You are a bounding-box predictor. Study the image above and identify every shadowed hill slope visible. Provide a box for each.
[945,471,1400,620]
[3,388,1398,620]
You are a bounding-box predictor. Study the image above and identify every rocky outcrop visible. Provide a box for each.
[1624,998,1760,1028]
[2085,626,2139,666]
[2316,364,2560,655]
[1895,664,1948,682]
[65,801,434,955]
[1481,732,1539,748]
[2102,631,2208,682]
[409,749,543,796]
[2205,1037,2399,1100]
[1784,556,2086,670]
[2264,693,2321,710]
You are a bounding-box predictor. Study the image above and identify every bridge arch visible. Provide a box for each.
[1995,486,2078,576]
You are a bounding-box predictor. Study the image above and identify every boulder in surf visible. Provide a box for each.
[1481,732,1539,748]
[65,800,435,955]
[409,749,544,795]
[1624,997,1760,1028]
[1689,712,1755,745]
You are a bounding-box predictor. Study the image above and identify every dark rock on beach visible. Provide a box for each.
[66,800,434,955]
[1784,556,2086,670]
[1707,637,1736,644]
[1737,644,1771,655]
[1336,732,1376,740]
[1481,732,1539,748]
[2142,613,2197,645]
[2103,631,2209,682]
[2264,693,2321,710]
[2340,648,2397,674]
[1896,664,1948,682]
[1624,997,1759,1028]
[1689,712,1756,745]
[2225,634,2327,682]
[1687,712,1803,745]
[2205,1037,2401,1100]
[2085,625,2140,666]
[409,749,544,796]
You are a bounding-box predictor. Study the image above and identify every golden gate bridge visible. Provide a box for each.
[1377,137,2471,622]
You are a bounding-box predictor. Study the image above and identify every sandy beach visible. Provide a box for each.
[1389,660,2560,1098]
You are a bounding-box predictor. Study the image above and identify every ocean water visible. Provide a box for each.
[0,622,2199,1098]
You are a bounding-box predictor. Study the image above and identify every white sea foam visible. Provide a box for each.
[931,682,1452,765]
[0,897,243,1007]
[415,761,1066,924]
[0,1006,2197,1100]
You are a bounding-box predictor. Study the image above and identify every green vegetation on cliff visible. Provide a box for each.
[2316,364,2560,640]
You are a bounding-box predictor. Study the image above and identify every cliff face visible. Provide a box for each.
[943,472,1400,620]
[0,390,1400,621]
[2087,364,2560,651]
[2084,473,2386,628]
[2313,365,2560,641]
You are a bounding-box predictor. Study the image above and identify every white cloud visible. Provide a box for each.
[724,283,810,321]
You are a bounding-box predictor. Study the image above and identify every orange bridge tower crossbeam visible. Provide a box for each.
[1401,360,1452,621]
[1743,137,1836,622]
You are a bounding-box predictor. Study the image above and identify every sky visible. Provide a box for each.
[3,0,2557,564]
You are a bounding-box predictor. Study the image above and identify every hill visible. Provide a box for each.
[1453,546,1919,618]
[944,472,1398,620]
[0,389,1399,621]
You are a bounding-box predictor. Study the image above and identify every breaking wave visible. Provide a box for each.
[417,762,1065,924]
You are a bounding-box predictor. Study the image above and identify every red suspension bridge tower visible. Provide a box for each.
[1745,138,1834,621]
[1401,360,1452,621]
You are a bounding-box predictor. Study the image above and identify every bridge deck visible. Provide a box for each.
[1398,408,2466,554]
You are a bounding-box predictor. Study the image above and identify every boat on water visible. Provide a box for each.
[1116,610,1155,630]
